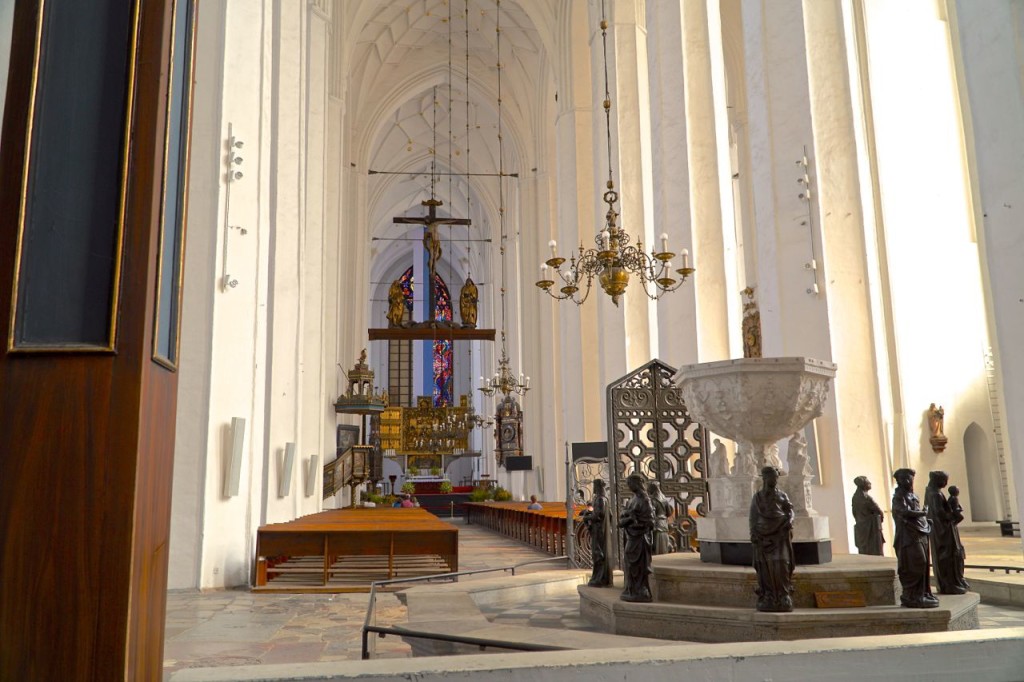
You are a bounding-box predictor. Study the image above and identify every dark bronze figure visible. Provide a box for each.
[648,480,674,555]
[892,468,939,608]
[925,471,970,595]
[749,466,795,612]
[851,476,885,556]
[582,478,612,587]
[619,473,655,602]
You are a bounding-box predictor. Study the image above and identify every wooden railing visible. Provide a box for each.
[464,502,580,556]
[323,445,375,500]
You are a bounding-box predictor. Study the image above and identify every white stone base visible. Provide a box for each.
[697,514,830,543]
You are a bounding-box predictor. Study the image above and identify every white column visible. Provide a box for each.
[802,0,888,552]
[647,0,698,367]
[949,0,1024,528]
[680,0,734,362]
[610,0,656,370]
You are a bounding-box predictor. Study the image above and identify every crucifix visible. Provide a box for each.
[370,199,493,342]
[392,198,472,315]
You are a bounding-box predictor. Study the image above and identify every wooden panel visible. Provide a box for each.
[9,0,136,350]
[0,0,180,679]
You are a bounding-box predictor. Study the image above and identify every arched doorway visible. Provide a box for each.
[964,421,999,521]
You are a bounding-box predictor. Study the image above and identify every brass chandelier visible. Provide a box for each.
[536,0,694,306]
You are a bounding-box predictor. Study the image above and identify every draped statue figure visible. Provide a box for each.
[749,466,795,612]
[582,478,612,587]
[851,476,885,556]
[648,481,674,555]
[925,470,970,595]
[892,468,939,608]
[618,473,655,602]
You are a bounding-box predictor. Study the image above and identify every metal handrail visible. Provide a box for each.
[964,564,1024,574]
[362,555,570,660]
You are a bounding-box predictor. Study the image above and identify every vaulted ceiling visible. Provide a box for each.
[339,0,561,291]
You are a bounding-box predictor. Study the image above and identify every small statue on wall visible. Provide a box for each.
[928,403,948,453]
[741,286,763,359]
[925,470,970,595]
[386,278,406,328]
[582,478,612,587]
[648,481,674,555]
[619,473,655,602]
[851,476,885,556]
[749,466,795,612]
[892,468,939,608]
[459,276,478,328]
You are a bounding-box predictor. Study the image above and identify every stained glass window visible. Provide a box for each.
[399,266,414,314]
[433,273,453,407]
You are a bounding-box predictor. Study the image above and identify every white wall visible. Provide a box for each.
[949,0,1024,528]
[861,0,995,523]
[169,0,335,590]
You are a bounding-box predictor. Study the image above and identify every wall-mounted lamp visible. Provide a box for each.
[797,148,819,297]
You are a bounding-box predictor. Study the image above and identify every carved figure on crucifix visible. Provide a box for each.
[423,223,443,282]
[392,199,471,319]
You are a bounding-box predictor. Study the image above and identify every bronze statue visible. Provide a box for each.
[851,476,885,556]
[386,278,406,328]
[749,466,795,612]
[892,468,939,608]
[582,478,612,587]
[619,473,655,602]
[648,481,674,555]
[459,277,478,328]
[925,471,970,595]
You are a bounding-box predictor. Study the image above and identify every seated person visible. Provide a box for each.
[527,495,543,510]
[400,494,415,508]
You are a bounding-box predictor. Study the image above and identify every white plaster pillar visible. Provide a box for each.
[550,4,603,444]
[302,0,332,516]
[263,1,306,526]
[646,0,699,367]
[679,0,734,362]
[609,0,656,370]
[801,0,889,552]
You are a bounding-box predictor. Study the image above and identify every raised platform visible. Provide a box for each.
[655,552,896,608]
[579,552,979,643]
[580,579,979,643]
[254,508,458,592]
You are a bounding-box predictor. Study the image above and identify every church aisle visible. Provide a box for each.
[164,520,1024,679]
[163,517,554,678]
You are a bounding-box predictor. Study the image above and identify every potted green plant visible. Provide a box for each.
[401,481,416,496]
[439,480,453,494]
[430,466,443,478]
[493,486,512,502]
[468,485,493,502]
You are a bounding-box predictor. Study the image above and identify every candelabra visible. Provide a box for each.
[535,2,694,307]
[478,344,530,398]
[536,187,694,306]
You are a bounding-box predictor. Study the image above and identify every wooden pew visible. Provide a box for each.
[464,502,580,556]
[254,508,458,592]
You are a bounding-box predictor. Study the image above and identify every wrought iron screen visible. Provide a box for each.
[607,359,709,568]
[565,441,611,568]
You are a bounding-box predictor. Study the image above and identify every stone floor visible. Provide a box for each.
[163,521,1024,679]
